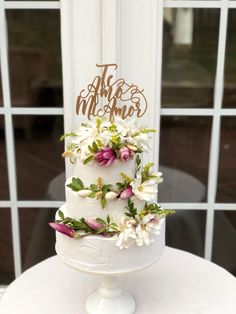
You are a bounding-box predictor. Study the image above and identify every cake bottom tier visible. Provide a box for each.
[55,205,165,274]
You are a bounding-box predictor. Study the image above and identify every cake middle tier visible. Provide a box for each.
[74,158,136,186]
[65,177,145,222]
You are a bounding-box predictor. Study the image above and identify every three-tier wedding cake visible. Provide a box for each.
[50,117,173,274]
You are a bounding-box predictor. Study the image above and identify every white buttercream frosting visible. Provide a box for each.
[74,158,136,186]
[55,205,165,274]
[65,177,145,222]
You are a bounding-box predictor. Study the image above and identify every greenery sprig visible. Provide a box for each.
[132,128,156,137]
[125,199,138,218]
[67,177,112,208]
[56,210,118,237]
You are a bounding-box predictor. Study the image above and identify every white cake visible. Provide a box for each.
[50,117,173,274]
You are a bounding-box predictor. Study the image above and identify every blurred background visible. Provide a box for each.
[0,4,236,286]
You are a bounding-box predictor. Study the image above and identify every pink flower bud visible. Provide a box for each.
[86,218,102,230]
[119,146,134,162]
[120,186,134,199]
[95,147,116,166]
[49,222,74,238]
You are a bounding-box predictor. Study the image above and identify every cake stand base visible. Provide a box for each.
[85,276,135,314]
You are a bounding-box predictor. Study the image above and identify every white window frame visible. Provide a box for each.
[0,0,235,285]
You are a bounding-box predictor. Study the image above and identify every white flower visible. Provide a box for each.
[130,177,157,201]
[113,117,139,137]
[127,133,150,152]
[105,191,118,200]
[135,214,162,247]
[77,189,91,198]
[115,217,136,249]
[153,171,163,184]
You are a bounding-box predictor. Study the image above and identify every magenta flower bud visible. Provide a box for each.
[95,147,116,166]
[120,186,134,199]
[119,146,134,162]
[86,218,102,230]
[49,222,74,238]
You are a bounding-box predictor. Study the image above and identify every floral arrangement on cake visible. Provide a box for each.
[50,200,174,249]
[49,116,175,249]
[61,117,156,165]
[66,156,163,208]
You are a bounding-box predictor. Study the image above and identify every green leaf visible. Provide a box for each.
[97,226,106,234]
[120,172,132,184]
[83,155,94,165]
[125,199,137,218]
[88,145,95,153]
[96,118,102,130]
[72,177,83,187]
[116,182,126,190]
[132,128,156,137]
[107,215,110,224]
[102,184,112,193]
[90,184,98,192]
[96,139,103,148]
[60,132,78,141]
[67,177,84,191]
[101,197,107,209]
[88,192,96,198]
[92,141,99,152]
[136,154,141,165]
[96,218,106,225]
[58,209,64,219]
[141,162,154,182]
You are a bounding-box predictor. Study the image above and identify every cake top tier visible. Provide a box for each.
[61,117,156,166]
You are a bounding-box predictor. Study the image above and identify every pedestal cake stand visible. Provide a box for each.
[55,222,165,314]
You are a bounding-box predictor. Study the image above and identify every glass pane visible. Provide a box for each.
[0,208,14,284]
[217,117,236,202]
[162,8,219,108]
[212,211,236,276]
[159,116,211,202]
[0,116,10,200]
[223,10,236,108]
[6,10,62,107]
[166,210,206,258]
[14,115,65,200]
[0,67,3,107]
[19,208,57,271]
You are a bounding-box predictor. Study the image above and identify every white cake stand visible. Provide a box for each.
[85,275,135,314]
[55,221,165,314]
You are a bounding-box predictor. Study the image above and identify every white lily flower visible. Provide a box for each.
[113,117,138,137]
[135,214,162,247]
[77,189,91,198]
[115,217,136,249]
[105,191,118,200]
[127,133,150,152]
[130,178,157,201]
[153,171,163,184]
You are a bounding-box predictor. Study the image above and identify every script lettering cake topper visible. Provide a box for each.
[76,63,148,122]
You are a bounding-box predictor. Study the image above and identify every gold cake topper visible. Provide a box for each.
[76,64,148,122]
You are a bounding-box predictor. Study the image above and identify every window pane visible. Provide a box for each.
[6,10,62,107]
[0,208,14,284]
[166,210,206,258]
[0,69,3,107]
[0,116,10,200]
[159,116,211,202]
[14,115,65,200]
[162,8,219,108]
[223,10,236,108]
[217,117,236,202]
[212,211,236,276]
[19,208,57,271]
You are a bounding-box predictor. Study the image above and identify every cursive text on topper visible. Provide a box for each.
[76,64,148,122]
